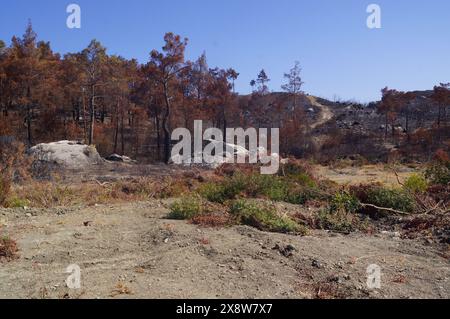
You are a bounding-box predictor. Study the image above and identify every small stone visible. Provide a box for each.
[312,259,323,269]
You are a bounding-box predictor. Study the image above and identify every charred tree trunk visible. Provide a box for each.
[113,98,119,154]
[155,114,161,159]
[26,86,32,147]
[89,85,95,145]
[162,82,171,164]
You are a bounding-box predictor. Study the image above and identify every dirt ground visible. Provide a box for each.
[315,164,418,186]
[0,199,448,299]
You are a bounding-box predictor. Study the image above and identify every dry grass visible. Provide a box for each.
[191,213,231,228]
[110,282,133,297]
[0,236,19,262]
[5,175,200,208]
[315,164,417,187]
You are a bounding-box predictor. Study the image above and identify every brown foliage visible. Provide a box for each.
[0,237,19,261]
[191,213,231,228]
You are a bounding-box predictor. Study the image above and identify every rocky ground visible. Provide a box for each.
[0,200,448,299]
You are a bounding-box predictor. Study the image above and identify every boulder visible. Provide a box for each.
[29,140,103,169]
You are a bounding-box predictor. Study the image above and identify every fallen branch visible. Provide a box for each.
[94,179,111,187]
[393,169,405,187]
[360,203,410,215]
[422,200,444,215]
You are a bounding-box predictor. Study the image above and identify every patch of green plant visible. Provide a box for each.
[6,197,29,208]
[229,200,306,234]
[316,209,371,234]
[403,174,428,193]
[315,209,358,233]
[168,196,203,220]
[281,162,317,187]
[287,172,317,188]
[330,192,361,214]
[366,187,416,213]
[425,162,450,186]
[285,186,326,205]
[198,183,227,203]
[247,174,288,200]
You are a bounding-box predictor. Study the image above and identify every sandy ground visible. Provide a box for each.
[1,200,448,299]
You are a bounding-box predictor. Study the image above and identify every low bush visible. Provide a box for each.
[198,174,248,204]
[366,187,416,214]
[315,209,357,234]
[6,197,29,208]
[285,186,325,205]
[168,196,203,220]
[425,162,450,186]
[330,192,361,214]
[229,200,306,234]
[404,174,428,193]
[280,160,317,187]
[315,192,364,233]
[246,174,287,200]
[199,171,326,206]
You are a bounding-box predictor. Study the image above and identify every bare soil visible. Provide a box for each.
[0,199,448,299]
[315,164,418,186]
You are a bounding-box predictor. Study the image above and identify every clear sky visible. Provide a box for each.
[1,0,449,102]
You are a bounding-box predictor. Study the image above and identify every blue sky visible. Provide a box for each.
[0,0,449,102]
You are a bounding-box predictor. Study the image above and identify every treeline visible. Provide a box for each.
[0,23,307,162]
[0,23,448,164]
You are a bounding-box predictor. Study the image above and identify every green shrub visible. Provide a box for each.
[281,161,317,187]
[314,192,363,233]
[6,197,29,208]
[404,174,428,193]
[330,192,361,214]
[247,174,288,201]
[425,162,450,186]
[315,209,364,234]
[198,173,248,203]
[366,187,416,213]
[285,185,329,205]
[168,196,203,220]
[229,200,305,234]
[199,173,289,203]
[199,171,324,206]
[199,183,228,203]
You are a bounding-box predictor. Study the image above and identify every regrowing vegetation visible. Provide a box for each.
[163,157,449,238]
